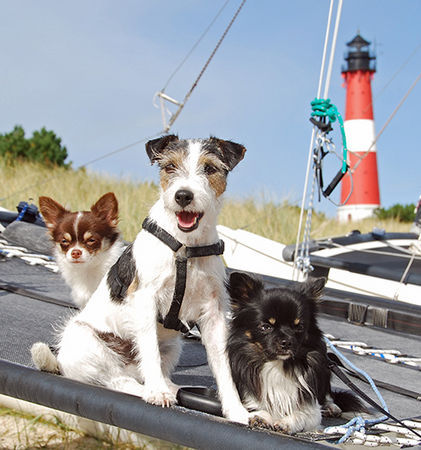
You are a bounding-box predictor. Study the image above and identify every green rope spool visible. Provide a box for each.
[311,98,348,173]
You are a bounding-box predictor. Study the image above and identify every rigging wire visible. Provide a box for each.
[293,4,420,282]
[323,0,343,99]
[362,40,421,116]
[162,0,247,132]
[1,2,246,203]
[293,0,343,281]
[0,133,162,202]
[350,69,421,173]
[161,0,231,92]
[292,0,334,281]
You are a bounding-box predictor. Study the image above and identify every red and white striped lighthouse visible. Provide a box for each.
[338,34,380,222]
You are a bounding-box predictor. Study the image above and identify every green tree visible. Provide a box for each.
[0,125,69,167]
[374,203,416,222]
[0,125,30,163]
[29,127,68,167]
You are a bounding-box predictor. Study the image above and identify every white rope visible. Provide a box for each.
[316,238,421,260]
[322,0,343,99]
[293,0,334,280]
[0,238,58,272]
[316,134,354,207]
[327,420,421,446]
[293,0,343,280]
[296,160,317,275]
[393,234,421,299]
[316,234,421,300]
[325,334,421,370]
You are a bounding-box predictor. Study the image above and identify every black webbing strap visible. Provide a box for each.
[328,352,421,401]
[162,254,189,332]
[186,241,225,258]
[327,357,421,440]
[0,279,78,310]
[142,217,224,333]
[142,218,182,253]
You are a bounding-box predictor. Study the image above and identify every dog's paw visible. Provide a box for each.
[249,415,273,430]
[322,401,342,418]
[31,342,60,374]
[273,420,292,434]
[143,390,177,408]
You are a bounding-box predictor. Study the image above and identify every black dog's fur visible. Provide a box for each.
[227,272,363,433]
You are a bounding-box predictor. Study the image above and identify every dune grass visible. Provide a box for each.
[0,160,410,243]
[0,405,127,449]
[0,404,187,449]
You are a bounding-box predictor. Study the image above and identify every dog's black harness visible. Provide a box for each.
[142,217,225,334]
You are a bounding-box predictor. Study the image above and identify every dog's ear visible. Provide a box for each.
[302,277,326,301]
[39,196,69,229]
[91,192,119,226]
[209,137,246,171]
[145,134,179,164]
[228,272,263,307]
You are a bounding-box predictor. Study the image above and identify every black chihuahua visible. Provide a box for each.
[227,272,362,433]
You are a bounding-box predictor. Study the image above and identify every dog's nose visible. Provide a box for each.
[71,249,82,259]
[175,189,194,207]
[279,339,290,350]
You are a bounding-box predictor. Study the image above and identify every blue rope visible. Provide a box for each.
[15,202,29,222]
[323,336,388,444]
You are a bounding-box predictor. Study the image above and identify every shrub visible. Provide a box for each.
[0,125,69,167]
[374,203,416,223]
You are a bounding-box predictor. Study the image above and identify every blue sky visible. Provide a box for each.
[1,0,420,217]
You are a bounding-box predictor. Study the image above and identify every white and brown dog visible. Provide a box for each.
[55,135,250,424]
[32,193,124,373]
[39,192,124,309]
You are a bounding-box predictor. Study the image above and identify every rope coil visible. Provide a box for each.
[310,98,348,174]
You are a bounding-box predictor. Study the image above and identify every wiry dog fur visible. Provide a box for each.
[227,273,363,433]
[55,135,250,424]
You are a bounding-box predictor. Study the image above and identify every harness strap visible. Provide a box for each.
[163,255,189,332]
[142,217,182,252]
[142,217,224,333]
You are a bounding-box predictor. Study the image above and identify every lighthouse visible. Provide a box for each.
[337,34,380,222]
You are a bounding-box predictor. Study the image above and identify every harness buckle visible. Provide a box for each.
[175,244,188,261]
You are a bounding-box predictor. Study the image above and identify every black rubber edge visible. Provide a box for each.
[177,386,223,417]
[0,360,329,449]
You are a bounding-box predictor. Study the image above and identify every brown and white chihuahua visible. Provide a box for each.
[39,192,124,308]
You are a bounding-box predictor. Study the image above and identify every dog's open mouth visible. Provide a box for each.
[276,349,294,360]
[176,211,204,232]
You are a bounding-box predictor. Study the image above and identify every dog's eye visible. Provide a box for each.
[61,239,69,246]
[294,320,304,331]
[259,323,272,333]
[163,163,177,174]
[204,164,218,175]
[86,238,96,245]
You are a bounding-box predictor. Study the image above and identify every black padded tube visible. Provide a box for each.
[0,360,327,449]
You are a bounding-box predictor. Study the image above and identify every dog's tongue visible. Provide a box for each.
[177,211,198,229]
